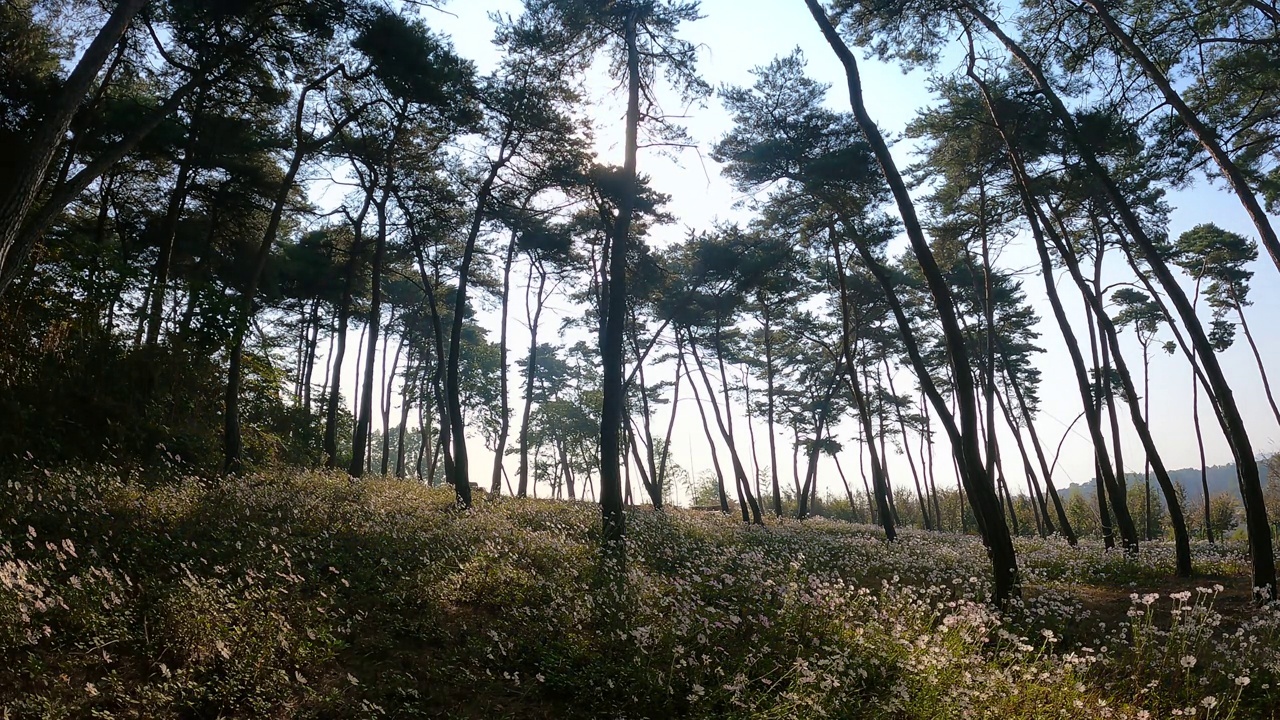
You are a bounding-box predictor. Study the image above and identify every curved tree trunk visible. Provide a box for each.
[323,197,365,468]
[886,359,931,529]
[1081,260,1139,549]
[848,369,896,540]
[656,343,683,503]
[1005,171,1130,549]
[690,336,763,524]
[0,0,146,290]
[631,311,663,508]
[380,333,404,477]
[1234,301,1280,429]
[1079,0,1280,278]
[996,385,1052,537]
[1033,205,1194,575]
[681,338,730,512]
[967,0,1274,601]
[145,153,195,347]
[446,157,504,507]
[395,357,413,478]
[804,0,1018,602]
[224,132,308,474]
[1193,368,1214,543]
[1003,353,1075,543]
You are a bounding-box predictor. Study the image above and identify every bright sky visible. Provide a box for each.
[333,0,1280,506]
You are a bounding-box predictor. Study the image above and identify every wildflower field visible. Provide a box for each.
[3,468,1280,719]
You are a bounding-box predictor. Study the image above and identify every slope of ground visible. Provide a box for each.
[2,468,1279,719]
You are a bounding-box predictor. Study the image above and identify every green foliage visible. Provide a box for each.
[3,468,1278,719]
[0,303,330,473]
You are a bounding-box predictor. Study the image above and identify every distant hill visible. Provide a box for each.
[1057,459,1270,502]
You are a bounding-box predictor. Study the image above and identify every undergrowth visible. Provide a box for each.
[3,467,1279,718]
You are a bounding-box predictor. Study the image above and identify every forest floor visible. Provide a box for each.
[3,468,1279,719]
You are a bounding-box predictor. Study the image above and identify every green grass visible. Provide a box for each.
[2,467,1279,718]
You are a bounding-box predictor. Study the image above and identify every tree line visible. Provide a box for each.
[2,0,1279,605]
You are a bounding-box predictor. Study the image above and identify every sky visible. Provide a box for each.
[327,0,1280,506]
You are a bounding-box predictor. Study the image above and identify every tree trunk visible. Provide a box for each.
[2,70,210,294]
[349,187,390,479]
[846,365,895,539]
[761,296,783,516]
[886,359,930,529]
[1079,0,1280,278]
[968,0,1274,601]
[380,333,404,477]
[1194,368,1214,543]
[491,227,519,494]
[631,311,663,508]
[805,0,1017,602]
[834,451,858,520]
[599,9,642,554]
[301,295,323,413]
[145,153,194,347]
[560,440,576,500]
[1083,266,1139,549]
[1004,354,1075,543]
[395,358,412,478]
[744,368,762,504]
[1043,214,1191,572]
[713,323,762,522]
[322,203,363,466]
[446,156,505,507]
[518,261,547,497]
[681,341,729,512]
[411,245,455,489]
[859,438,876,524]
[224,137,307,474]
[0,0,146,286]
[656,336,683,502]
[690,336,762,523]
[225,68,357,474]
[996,385,1052,537]
[828,231,893,533]
[962,38,1140,551]
[1234,301,1280,429]
[1143,344,1152,540]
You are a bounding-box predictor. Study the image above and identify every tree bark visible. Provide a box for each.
[681,340,730,512]
[968,0,1274,601]
[518,260,548,497]
[690,336,763,523]
[599,8,642,554]
[380,333,404,477]
[1234,300,1280,429]
[395,357,412,478]
[761,296,783,516]
[996,384,1052,537]
[804,0,1018,602]
[1042,214,1194,574]
[491,227,519,494]
[886,359,931,529]
[325,196,371,467]
[0,0,146,286]
[446,154,505,507]
[224,67,358,473]
[349,185,390,479]
[145,152,194,347]
[1079,0,1280,278]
